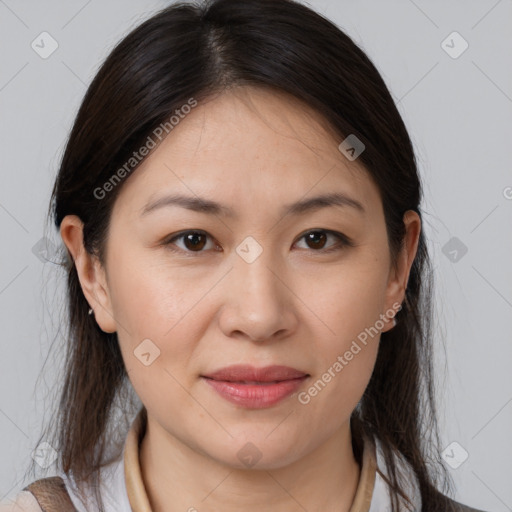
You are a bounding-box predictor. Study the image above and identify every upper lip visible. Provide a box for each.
[202,365,308,382]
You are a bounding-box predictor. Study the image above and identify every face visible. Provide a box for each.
[66,86,417,470]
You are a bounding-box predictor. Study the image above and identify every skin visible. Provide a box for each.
[60,86,420,512]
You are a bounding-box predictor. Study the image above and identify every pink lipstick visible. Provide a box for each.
[201,364,309,409]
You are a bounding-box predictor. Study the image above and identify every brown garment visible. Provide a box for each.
[22,478,77,512]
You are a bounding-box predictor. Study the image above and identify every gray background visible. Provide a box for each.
[0,0,511,510]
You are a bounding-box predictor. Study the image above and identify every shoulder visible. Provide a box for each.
[0,490,43,511]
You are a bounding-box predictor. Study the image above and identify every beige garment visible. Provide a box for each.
[125,407,377,512]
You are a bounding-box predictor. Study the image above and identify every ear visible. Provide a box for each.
[381,210,421,333]
[59,215,117,333]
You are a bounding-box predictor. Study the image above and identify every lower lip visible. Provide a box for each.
[202,376,308,409]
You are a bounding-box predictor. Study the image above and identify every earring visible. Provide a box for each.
[88,307,94,315]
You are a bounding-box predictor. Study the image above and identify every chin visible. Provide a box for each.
[205,434,304,471]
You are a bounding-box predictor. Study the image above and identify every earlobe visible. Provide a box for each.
[59,215,117,333]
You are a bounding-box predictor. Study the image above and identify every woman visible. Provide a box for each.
[0,0,489,510]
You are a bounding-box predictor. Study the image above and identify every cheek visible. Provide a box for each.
[302,260,387,403]
[302,307,381,429]
[310,259,389,346]
[107,249,215,391]
[107,248,190,336]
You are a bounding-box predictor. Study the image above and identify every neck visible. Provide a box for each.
[139,417,361,512]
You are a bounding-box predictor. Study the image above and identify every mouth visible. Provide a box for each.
[201,365,310,409]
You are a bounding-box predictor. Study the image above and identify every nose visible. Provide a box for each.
[217,243,298,343]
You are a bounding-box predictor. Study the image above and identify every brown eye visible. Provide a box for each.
[164,230,217,253]
[304,231,328,250]
[182,232,207,251]
[295,229,351,253]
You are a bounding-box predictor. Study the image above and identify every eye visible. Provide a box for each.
[162,229,352,255]
[163,230,219,254]
[294,229,353,253]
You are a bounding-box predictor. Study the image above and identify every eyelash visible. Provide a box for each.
[161,229,354,256]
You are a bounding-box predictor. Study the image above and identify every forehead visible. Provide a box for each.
[111,86,382,223]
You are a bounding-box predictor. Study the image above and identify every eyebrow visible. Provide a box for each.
[140,191,365,219]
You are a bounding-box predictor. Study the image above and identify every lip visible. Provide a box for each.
[202,364,308,382]
[201,365,309,409]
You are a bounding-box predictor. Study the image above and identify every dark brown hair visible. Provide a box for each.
[27,0,459,510]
